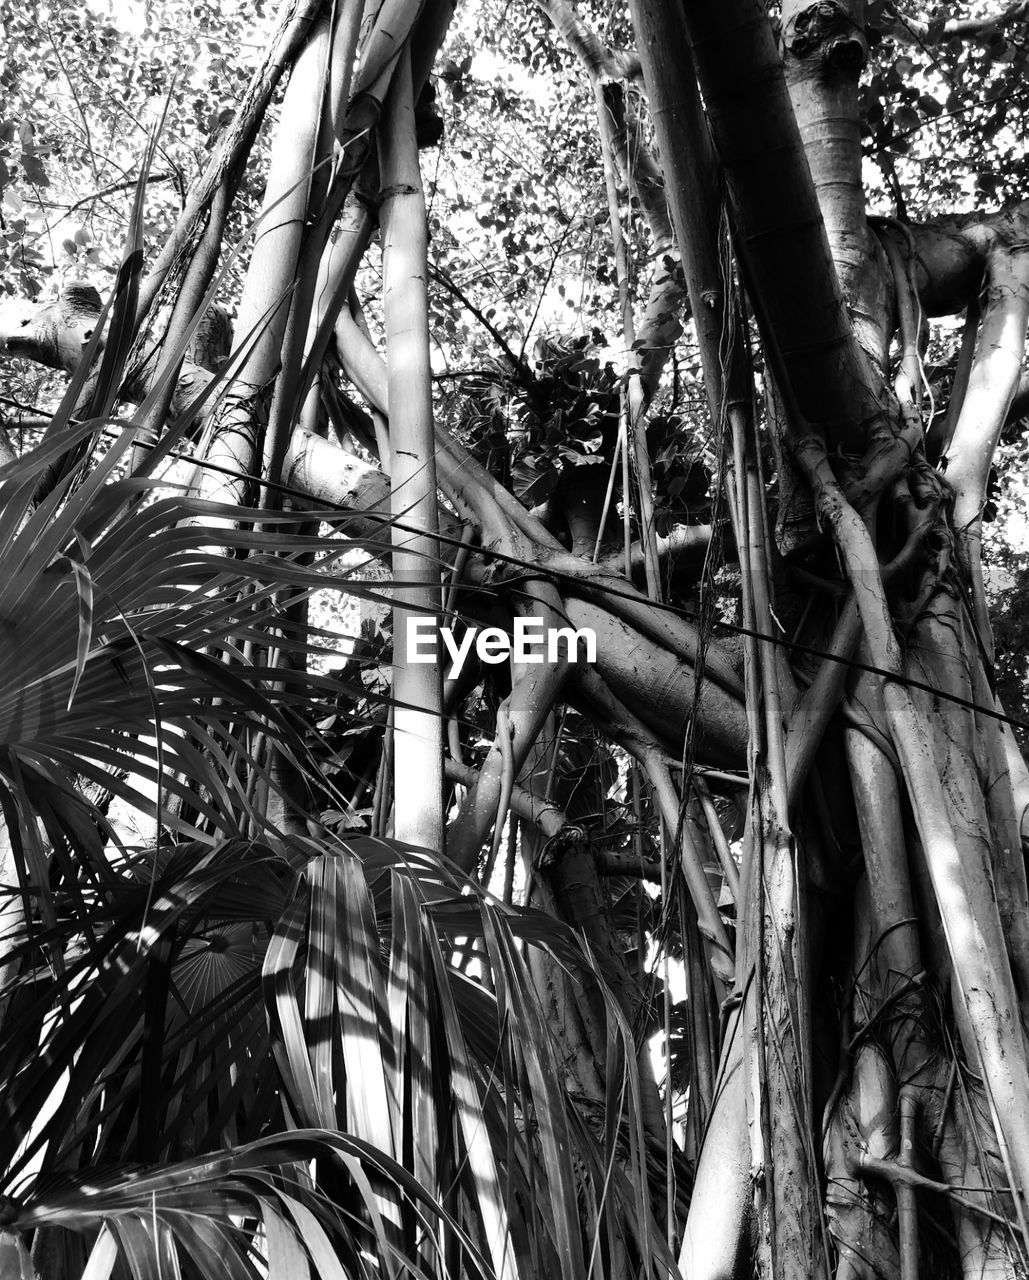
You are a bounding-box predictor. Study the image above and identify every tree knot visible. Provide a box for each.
[534,824,589,872]
[784,1,867,73]
[379,182,420,201]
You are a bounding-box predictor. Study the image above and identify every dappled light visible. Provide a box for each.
[0,0,1027,1277]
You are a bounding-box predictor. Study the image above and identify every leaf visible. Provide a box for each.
[80,1227,118,1280]
[894,104,920,133]
[332,848,401,1157]
[276,1198,353,1280]
[20,153,48,186]
[85,135,153,420]
[264,1203,311,1280]
[63,554,94,711]
[512,458,558,505]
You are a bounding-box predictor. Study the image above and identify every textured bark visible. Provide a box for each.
[684,0,885,457]
[448,613,569,874]
[628,0,749,432]
[7,2,1029,1273]
[0,284,104,373]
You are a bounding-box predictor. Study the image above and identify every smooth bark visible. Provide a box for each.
[379,47,445,852]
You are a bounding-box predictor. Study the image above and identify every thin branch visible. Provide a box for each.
[43,172,176,223]
[883,0,1029,44]
[859,1154,1017,1229]
[429,263,536,389]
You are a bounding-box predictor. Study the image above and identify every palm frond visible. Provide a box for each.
[0,829,674,1279]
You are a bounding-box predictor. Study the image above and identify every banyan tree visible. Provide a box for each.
[0,0,1027,1276]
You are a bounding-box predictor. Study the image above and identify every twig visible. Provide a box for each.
[859,1154,1016,1229]
[429,263,536,389]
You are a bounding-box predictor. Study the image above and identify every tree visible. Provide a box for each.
[0,0,1027,1276]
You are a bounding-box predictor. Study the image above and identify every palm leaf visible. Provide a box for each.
[0,420,392,884]
[0,399,675,1278]
[0,824,677,1279]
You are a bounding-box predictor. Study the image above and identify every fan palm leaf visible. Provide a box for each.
[0,417,389,872]
[0,824,674,1279]
[0,248,675,1280]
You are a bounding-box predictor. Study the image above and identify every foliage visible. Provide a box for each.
[0,2,268,294]
[0,0,1027,1278]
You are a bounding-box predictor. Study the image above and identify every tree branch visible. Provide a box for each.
[883,1,1029,45]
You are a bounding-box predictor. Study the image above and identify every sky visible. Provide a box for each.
[83,0,149,34]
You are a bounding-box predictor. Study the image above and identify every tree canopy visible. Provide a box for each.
[0,1,1029,1278]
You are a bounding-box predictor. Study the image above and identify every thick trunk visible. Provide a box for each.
[944,246,1029,659]
[781,0,889,366]
[670,1,1029,1274]
[7,1,1029,1274]
[684,0,886,457]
